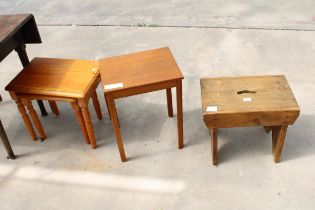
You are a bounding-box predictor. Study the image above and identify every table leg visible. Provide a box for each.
[49,101,59,115]
[79,100,97,149]
[107,95,126,162]
[91,91,102,120]
[15,100,37,140]
[71,102,90,145]
[166,88,173,117]
[15,44,48,116]
[264,126,272,133]
[24,100,46,141]
[176,80,184,149]
[210,128,218,165]
[0,120,15,159]
[104,94,111,119]
[272,125,288,163]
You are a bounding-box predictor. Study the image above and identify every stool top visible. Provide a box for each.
[201,75,300,127]
[99,47,183,93]
[6,58,99,98]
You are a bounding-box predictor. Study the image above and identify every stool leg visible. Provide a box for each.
[49,101,59,115]
[210,128,218,165]
[0,120,15,159]
[107,95,126,162]
[15,100,37,141]
[166,88,173,117]
[91,91,102,120]
[272,125,288,163]
[176,80,184,149]
[71,102,90,145]
[24,100,46,141]
[80,101,97,149]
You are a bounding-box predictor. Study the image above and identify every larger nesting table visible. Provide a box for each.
[201,75,300,165]
[99,47,184,162]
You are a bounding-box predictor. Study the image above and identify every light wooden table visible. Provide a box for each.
[99,47,184,162]
[6,58,102,148]
[201,75,300,165]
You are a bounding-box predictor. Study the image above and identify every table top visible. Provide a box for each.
[201,75,300,127]
[0,14,41,45]
[99,47,184,93]
[5,58,100,98]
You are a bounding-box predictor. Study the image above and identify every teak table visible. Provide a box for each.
[99,47,184,162]
[0,95,15,159]
[0,14,47,116]
[1,14,45,159]
[6,58,102,149]
[201,75,300,165]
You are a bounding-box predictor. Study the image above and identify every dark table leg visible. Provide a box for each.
[15,44,47,116]
[0,120,15,159]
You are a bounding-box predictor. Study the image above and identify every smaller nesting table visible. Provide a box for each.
[201,75,300,165]
[99,47,184,162]
[6,58,102,148]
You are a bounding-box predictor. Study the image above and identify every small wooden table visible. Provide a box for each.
[201,75,300,165]
[99,47,184,162]
[5,58,102,149]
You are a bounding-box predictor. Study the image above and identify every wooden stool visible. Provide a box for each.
[200,75,300,165]
[99,47,184,162]
[5,58,102,148]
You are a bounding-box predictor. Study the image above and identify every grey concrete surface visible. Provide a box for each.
[1,1,315,210]
[1,0,315,30]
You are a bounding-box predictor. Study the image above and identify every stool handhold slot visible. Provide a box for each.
[237,90,256,94]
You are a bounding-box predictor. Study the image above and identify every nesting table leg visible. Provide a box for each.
[272,125,288,163]
[104,95,111,119]
[80,101,97,149]
[71,102,90,145]
[0,120,15,159]
[91,91,102,120]
[49,101,59,115]
[15,44,48,117]
[166,88,173,117]
[24,100,46,141]
[15,100,37,140]
[176,80,184,149]
[210,128,218,165]
[107,95,126,162]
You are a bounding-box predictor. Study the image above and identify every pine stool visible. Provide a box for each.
[5,58,102,148]
[201,75,300,165]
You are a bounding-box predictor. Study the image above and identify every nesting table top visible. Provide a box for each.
[6,58,100,98]
[99,47,183,93]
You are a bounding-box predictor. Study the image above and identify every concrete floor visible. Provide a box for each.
[0,1,315,210]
